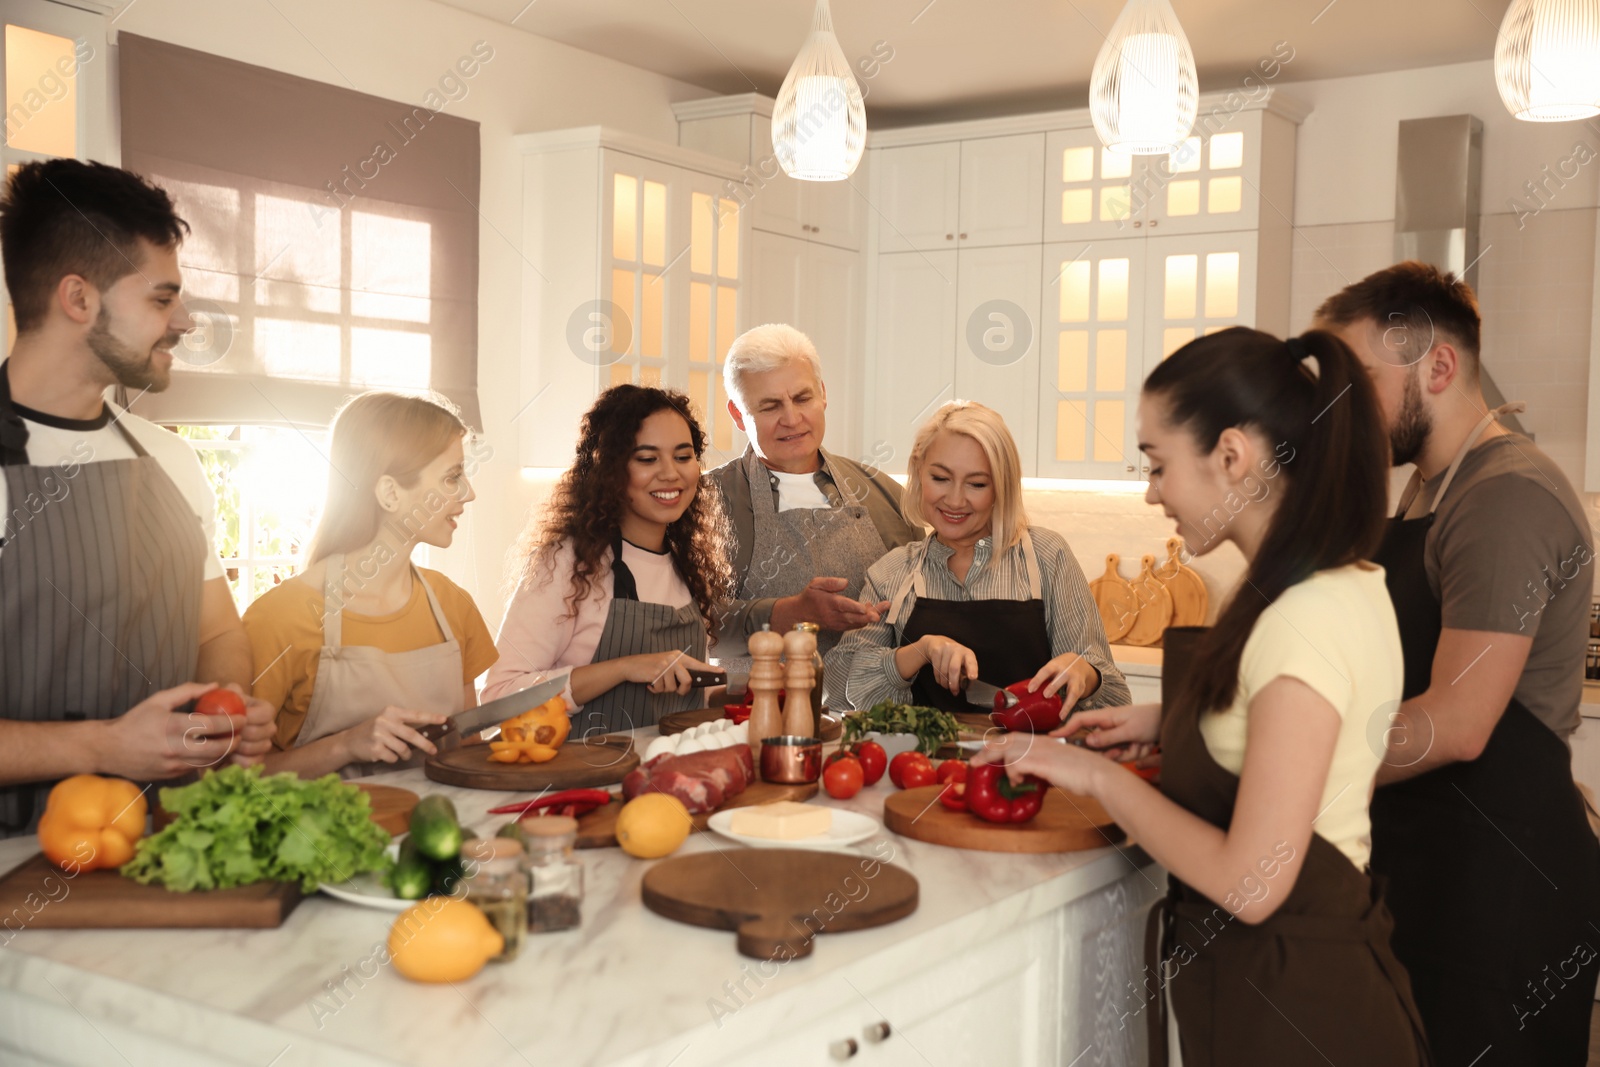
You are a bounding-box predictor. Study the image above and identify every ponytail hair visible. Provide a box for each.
[1142,326,1388,716]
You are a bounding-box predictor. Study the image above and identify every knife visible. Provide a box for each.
[420,675,569,748]
[962,677,1019,710]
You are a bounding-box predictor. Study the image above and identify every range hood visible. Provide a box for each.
[1394,115,1527,436]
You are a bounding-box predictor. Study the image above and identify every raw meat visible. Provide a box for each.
[620,744,752,814]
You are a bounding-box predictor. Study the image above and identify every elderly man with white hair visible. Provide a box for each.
[707,324,921,692]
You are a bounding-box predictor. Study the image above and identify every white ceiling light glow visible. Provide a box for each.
[1088,0,1198,155]
[1494,0,1600,121]
[772,0,866,181]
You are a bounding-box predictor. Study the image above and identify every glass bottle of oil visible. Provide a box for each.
[462,838,527,961]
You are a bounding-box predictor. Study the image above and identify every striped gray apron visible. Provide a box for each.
[0,388,205,836]
[574,535,707,737]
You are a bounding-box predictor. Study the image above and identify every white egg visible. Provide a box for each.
[677,735,707,755]
[643,736,676,761]
[692,722,713,738]
[732,722,749,742]
[708,731,735,749]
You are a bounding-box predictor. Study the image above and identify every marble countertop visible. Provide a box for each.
[0,730,1154,1067]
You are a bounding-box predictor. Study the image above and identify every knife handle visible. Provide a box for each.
[686,669,728,689]
[417,721,455,743]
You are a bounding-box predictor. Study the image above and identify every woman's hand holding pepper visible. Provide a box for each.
[1027,652,1101,709]
[1056,702,1161,761]
[972,730,1123,797]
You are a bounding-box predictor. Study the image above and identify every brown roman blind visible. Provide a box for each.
[117,34,481,428]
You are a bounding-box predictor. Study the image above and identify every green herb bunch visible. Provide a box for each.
[840,701,960,755]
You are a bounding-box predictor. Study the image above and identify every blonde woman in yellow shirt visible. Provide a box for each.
[244,393,497,778]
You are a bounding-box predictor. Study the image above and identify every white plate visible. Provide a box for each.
[705,807,880,851]
[319,844,413,912]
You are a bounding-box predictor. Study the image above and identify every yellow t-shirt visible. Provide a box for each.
[243,567,499,749]
[1198,563,1402,868]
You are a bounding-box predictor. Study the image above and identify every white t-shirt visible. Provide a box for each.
[1198,564,1402,869]
[772,469,830,511]
[0,402,224,580]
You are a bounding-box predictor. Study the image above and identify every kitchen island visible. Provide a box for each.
[0,729,1162,1067]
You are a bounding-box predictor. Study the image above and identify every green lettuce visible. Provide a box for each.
[121,765,393,893]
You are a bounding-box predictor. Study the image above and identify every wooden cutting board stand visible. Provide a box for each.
[0,853,303,929]
[571,780,819,849]
[883,785,1123,853]
[424,735,638,790]
[642,849,918,960]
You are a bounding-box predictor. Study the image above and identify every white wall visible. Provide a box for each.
[116,0,714,628]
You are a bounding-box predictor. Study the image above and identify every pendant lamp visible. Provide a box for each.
[1088,0,1198,155]
[772,0,866,181]
[1495,0,1600,121]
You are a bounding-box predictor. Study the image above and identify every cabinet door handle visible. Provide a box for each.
[863,1021,892,1044]
[802,224,811,232]
[1126,464,1136,473]
[959,233,967,240]
[1149,220,1159,228]
[1133,220,1143,228]
[945,233,954,240]
[829,1037,860,1060]
[813,226,821,233]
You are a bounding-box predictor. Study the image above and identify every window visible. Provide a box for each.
[173,425,328,611]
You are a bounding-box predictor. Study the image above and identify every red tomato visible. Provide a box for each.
[935,760,968,785]
[822,755,864,799]
[193,689,246,718]
[900,759,937,790]
[888,751,927,789]
[854,741,887,786]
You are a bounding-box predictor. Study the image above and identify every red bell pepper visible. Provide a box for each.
[965,763,1046,824]
[989,681,1064,733]
[938,780,968,812]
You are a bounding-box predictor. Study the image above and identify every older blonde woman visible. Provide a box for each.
[827,401,1129,716]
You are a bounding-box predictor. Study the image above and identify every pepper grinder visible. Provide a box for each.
[747,626,786,758]
[782,625,818,738]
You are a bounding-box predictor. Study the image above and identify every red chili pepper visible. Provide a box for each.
[488,789,612,816]
[964,763,1046,824]
[990,681,1064,733]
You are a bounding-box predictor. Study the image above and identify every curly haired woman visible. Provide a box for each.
[483,385,733,734]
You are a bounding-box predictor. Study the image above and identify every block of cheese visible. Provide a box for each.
[729,801,832,840]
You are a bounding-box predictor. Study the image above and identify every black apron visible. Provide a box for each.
[1370,407,1600,1066]
[886,529,1054,714]
[0,361,205,835]
[574,533,708,736]
[1148,626,1431,1067]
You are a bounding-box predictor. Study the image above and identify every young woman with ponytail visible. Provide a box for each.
[976,327,1431,1066]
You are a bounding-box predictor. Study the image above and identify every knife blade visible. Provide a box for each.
[961,677,1018,709]
[421,675,569,747]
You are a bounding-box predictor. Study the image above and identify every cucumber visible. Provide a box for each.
[409,795,462,861]
[432,855,468,898]
[386,836,432,901]
[495,821,529,849]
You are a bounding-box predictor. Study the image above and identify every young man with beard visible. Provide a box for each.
[0,160,274,836]
[1316,262,1600,1065]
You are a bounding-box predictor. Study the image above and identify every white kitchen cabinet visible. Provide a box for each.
[957,134,1046,248]
[870,251,958,473]
[749,230,866,461]
[1043,127,1142,242]
[875,142,963,254]
[517,130,748,468]
[954,244,1041,461]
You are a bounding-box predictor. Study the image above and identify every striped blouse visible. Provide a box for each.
[826,525,1131,712]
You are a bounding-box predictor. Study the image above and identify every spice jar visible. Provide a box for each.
[462,838,527,961]
[519,814,584,933]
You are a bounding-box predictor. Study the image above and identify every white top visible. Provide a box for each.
[771,468,830,511]
[483,538,693,710]
[1199,564,1401,869]
[0,403,223,580]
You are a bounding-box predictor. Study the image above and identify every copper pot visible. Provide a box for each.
[760,735,822,784]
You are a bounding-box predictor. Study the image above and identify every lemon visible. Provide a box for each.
[387,897,504,983]
[615,794,692,859]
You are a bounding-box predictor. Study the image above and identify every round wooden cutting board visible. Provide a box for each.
[883,784,1123,853]
[423,736,638,791]
[659,707,842,742]
[354,783,419,835]
[641,849,918,960]
[1122,555,1174,647]
[1089,553,1137,643]
[1159,536,1208,628]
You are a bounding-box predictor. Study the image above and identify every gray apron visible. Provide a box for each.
[0,367,204,836]
[297,555,465,778]
[576,535,707,737]
[722,450,891,702]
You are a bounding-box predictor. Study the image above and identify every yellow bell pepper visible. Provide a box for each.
[37,774,147,872]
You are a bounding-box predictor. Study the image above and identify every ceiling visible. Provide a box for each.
[437,0,1512,125]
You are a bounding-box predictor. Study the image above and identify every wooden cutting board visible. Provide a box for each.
[570,780,820,849]
[1089,554,1137,643]
[1158,536,1208,628]
[1122,555,1174,647]
[660,708,842,742]
[424,736,638,791]
[0,853,303,929]
[642,849,918,960]
[355,783,418,836]
[883,784,1123,853]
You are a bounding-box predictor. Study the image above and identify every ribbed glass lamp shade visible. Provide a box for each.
[1495,0,1600,121]
[772,0,866,181]
[1089,0,1198,155]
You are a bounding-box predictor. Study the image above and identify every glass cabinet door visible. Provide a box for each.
[1143,231,1258,369]
[603,155,676,392]
[1142,112,1261,235]
[683,176,743,465]
[1042,128,1145,242]
[1036,238,1148,479]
